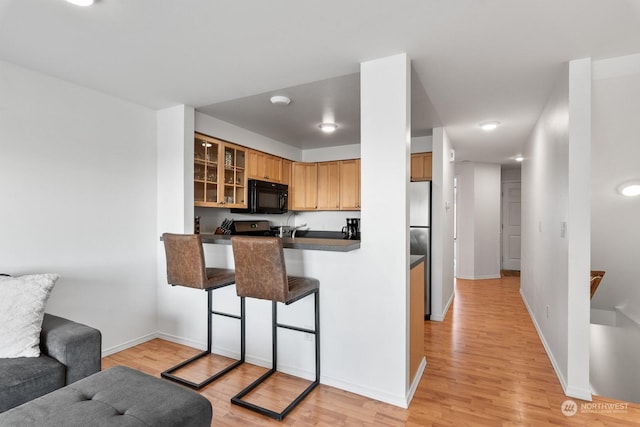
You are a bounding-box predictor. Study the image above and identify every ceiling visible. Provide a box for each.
[1,0,639,163]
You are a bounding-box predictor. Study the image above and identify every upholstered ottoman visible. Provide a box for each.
[0,366,212,427]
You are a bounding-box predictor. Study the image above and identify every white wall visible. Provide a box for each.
[156,53,417,408]
[501,166,521,182]
[520,58,591,400]
[456,163,475,279]
[589,53,640,403]
[0,60,158,355]
[360,53,412,402]
[431,128,455,321]
[195,112,301,161]
[411,135,433,153]
[303,144,360,162]
[591,53,640,321]
[456,162,501,280]
[156,105,208,346]
[590,323,640,403]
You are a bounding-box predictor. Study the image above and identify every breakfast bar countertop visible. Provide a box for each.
[199,234,361,252]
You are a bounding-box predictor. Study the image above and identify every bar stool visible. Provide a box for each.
[161,233,245,389]
[230,236,320,421]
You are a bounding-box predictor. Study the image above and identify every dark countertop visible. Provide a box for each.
[199,234,361,252]
[410,255,425,269]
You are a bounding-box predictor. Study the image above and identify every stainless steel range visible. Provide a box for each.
[230,220,274,236]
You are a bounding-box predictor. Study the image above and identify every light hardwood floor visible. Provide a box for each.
[103,276,640,426]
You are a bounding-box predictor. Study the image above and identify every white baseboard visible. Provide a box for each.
[406,357,427,407]
[102,332,158,357]
[155,332,315,382]
[321,375,408,408]
[520,289,573,397]
[566,385,593,401]
[456,274,501,280]
[431,291,455,322]
[155,332,206,352]
[104,332,408,408]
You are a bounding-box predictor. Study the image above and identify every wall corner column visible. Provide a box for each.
[360,53,412,403]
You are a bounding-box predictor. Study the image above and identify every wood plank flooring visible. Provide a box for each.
[102,276,640,425]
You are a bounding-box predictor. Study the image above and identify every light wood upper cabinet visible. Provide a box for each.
[291,159,361,211]
[411,152,432,181]
[339,159,361,210]
[281,159,292,186]
[247,150,282,183]
[317,161,340,210]
[291,162,318,210]
[194,133,247,208]
[281,159,292,210]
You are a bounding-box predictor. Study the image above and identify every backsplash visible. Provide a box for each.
[195,207,360,234]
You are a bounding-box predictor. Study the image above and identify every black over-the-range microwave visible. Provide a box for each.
[231,179,288,214]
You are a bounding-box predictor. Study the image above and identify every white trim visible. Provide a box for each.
[456,274,501,280]
[156,333,316,382]
[405,357,427,406]
[430,291,455,322]
[520,288,591,400]
[102,332,158,358]
[520,289,567,390]
[321,375,409,409]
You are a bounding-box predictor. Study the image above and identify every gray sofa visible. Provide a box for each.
[0,366,213,426]
[0,313,102,413]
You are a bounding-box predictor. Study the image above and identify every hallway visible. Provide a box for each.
[103,276,640,425]
[412,276,640,425]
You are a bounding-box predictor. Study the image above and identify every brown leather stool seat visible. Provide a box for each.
[230,236,319,421]
[161,233,245,389]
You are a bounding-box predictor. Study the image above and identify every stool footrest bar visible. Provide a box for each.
[162,351,244,390]
[231,370,319,421]
[276,322,316,334]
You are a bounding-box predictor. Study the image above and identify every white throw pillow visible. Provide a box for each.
[0,274,59,358]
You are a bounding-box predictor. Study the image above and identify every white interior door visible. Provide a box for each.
[502,182,521,270]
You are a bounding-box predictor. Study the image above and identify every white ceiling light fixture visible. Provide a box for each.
[480,121,500,131]
[618,182,640,197]
[514,155,524,162]
[66,0,94,6]
[269,95,291,106]
[319,123,338,133]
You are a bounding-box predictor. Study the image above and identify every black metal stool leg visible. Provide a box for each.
[231,290,320,420]
[162,289,245,389]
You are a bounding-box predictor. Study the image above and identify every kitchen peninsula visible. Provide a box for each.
[199,234,360,252]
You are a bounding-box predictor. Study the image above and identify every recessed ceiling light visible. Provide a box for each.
[480,121,500,131]
[319,123,338,133]
[270,95,291,106]
[66,0,94,6]
[514,155,524,162]
[619,182,640,197]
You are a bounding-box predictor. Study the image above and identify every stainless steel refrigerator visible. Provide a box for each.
[409,181,431,319]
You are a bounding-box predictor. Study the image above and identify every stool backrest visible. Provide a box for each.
[162,233,207,289]
[231,236,289,302]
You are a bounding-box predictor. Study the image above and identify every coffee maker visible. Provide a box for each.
[342,218,360,240]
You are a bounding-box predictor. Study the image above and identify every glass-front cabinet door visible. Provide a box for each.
[194,133,247,208]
